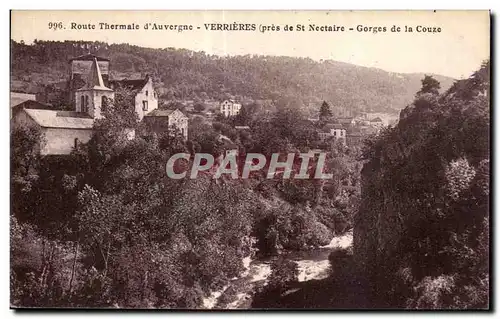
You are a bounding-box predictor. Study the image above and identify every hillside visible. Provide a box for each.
[354,61,490,308]
[10,40,455,115]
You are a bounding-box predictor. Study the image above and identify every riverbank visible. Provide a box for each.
[202,230,353,309]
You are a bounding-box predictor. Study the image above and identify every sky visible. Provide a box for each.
[10,10,490,79]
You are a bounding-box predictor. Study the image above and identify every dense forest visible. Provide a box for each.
[11,89,361,308]
[248,62,490,310]
[10,38,489,309]
[355,61,490,308]
[10,40,454,115]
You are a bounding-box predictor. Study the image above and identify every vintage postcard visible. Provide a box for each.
[10,10,490,310]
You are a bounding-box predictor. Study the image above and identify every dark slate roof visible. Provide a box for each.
[144,109,176,117]
[109,76,149,92]
[68,54,110,62]
[77,58,112,92]
[144,109,187,118]
[12,100,52,111]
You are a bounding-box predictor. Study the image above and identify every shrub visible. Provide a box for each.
[268,258,299,292]
[307,221,332,246]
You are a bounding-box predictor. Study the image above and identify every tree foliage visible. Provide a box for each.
[11,39,455,114]
[355,61,490,309]
[319,100,333,121]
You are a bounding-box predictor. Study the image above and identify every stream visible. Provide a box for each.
[202,230,353,309]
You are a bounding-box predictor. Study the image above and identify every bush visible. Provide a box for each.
[10,216,71,307]
[407,275,456,309]
[268,258,299,291]
[307,221,332,246]
[255,203,335,255]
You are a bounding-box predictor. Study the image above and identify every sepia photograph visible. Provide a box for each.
[9,10,490,310]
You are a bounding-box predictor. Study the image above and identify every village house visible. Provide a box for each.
[69,54,160,120]
[12,58,113,155]
[318,123,347,144]
[337,117,356,126]
[143,109,188,139]
[219,99,241,117]
[13,109,94,155]
[109,75,159,121]
[12,55,187,155]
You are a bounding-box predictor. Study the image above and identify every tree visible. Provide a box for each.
[233,104,252,126]
[355,62,490,309]
[11,39,455,116]
[417,75,441,95]
[193,102,206,113]
[319,100,333,120]
[268,258,299,291]
[11,124,45,195]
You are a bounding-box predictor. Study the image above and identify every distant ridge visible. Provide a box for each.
[10,40,457,114]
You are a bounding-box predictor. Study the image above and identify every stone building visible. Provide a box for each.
[109,75,158,121]
[74,58,115,119]
[68,54,110,106]
[143,109,188,139]
[12,58,112,155]
[219,99,241,117]
[12,108,94,155]
[13,54,187,154]
[318,123,347,144]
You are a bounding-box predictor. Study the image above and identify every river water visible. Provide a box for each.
[202,230,353,309]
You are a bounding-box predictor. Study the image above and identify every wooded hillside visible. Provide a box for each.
[355,61,490,309]
[11,40,455,115]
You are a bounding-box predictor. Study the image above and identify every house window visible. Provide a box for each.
[101,96,108,113]
[84,95,89,113]
[146,90,149,97]
[80,96,85,112]
[333,131,337,136]
[143,101,148,111]
[340,131,343,136]
[74,138,79,149]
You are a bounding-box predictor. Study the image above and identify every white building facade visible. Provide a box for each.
[220,99,242,117]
